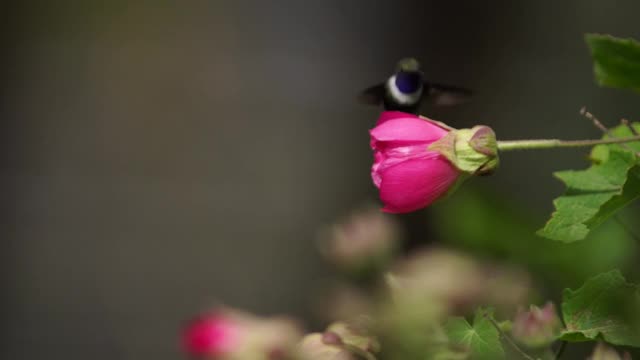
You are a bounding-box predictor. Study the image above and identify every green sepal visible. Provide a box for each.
[429,125,500,175]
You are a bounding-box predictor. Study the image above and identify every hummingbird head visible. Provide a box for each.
[394,57,423,94]
[396,57,420,73]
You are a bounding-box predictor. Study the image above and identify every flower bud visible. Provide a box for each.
[297,333,356,360]
[325,320,380,355]
[385,248,531,314]
[429,125,499,176]
[511,302,562,348]
[298,319,379,360]
[318,208,400,278]
[181,307,302,359]
[370,111,499,213]
[370,111,462,213]
[385,248,485,313]
[181,311,240,357]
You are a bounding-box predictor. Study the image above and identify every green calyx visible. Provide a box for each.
[429,126,500,175]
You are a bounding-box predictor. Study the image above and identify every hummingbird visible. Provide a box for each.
[358,57,472,114]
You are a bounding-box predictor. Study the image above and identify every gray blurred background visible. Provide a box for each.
[3,1,640,359]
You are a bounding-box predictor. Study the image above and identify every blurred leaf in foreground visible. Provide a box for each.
[433,186,637,286]
[560,270,640,347]
[379,249,528,359]
[385,248,531,315]
[538,122,640,242]
[444,310,504,360]
[586,34,640,93]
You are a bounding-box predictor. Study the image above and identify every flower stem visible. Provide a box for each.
[614,216,640,243]
[484,312,536,360]
[554,341,567,359]
[343,344,377,360]
[497,135,640,152]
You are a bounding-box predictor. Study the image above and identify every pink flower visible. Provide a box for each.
[511,302,561,348]
[370,111,461,213]
[319,207,400,276]
[181,307,302,359]
[181,312,240,357]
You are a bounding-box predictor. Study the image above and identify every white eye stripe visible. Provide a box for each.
[386,75,422,105]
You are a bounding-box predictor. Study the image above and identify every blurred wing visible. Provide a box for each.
[358,83,385,105]
[425,82,472,106]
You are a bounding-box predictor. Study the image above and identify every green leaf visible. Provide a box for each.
[433,186,638,286]
[586,34,640,92]
[537,123,640,242]
[559,270,640,347]
[445,310,504,360]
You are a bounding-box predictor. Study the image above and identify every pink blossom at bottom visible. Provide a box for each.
[181,312,240,357]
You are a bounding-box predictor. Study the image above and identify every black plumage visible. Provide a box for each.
[359,58,472,114]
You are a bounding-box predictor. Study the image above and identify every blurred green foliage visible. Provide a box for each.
[432,185,638,287]
[539,123,640,242]
[560,270,640,346]
[444,310,504,360]
[586,34,640,93]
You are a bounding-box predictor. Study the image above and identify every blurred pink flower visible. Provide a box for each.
[370,111,460,213]
[318,207,400,277]
[298,333,356,360]
[511,302,562,348]
[182,312,240,357]
[385,248,532,315]
[181,307,302,359]
[297,320,379,360]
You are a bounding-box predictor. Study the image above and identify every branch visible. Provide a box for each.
[580,107,640,157]
[554,340,567,360]
[483,312,536,360]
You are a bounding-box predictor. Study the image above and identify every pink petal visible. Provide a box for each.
[182,314,240,356]
[372,151,385,187]
[377,157,459,213]
[370,117,448,149]
[376,111,415,125]
[371,147,443,188]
